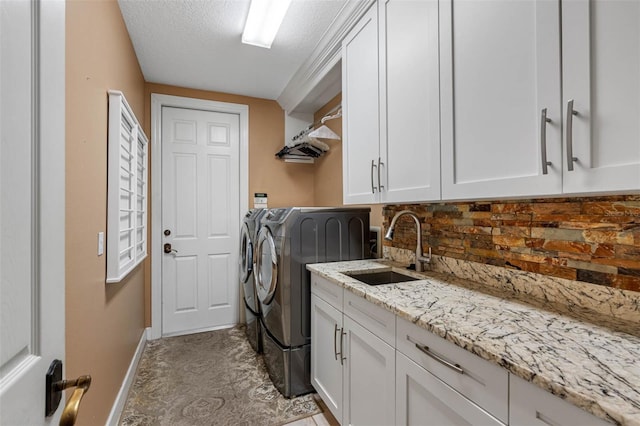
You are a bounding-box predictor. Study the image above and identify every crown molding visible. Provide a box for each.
[277,0,374,114]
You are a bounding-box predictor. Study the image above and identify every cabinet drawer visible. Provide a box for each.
[311,273,343,310]
[510,374,610,426]
[396,352,504,426]
[344,290,395,346]
[396,317,508,423]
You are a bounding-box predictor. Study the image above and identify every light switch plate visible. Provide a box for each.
[98,232,104,256]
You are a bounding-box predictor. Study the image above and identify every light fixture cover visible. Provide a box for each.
[242,0,292,48]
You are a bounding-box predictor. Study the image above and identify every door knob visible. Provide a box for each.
[45,360,91,425]
[164,243,178,254]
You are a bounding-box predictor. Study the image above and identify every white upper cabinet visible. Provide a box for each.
[561,0,640,194]
[379,0,441,203]
[440,0,640,200]
[343,4,380,205]
[343,0,440,204]
[440,0,563,200]
[344,0,639,203]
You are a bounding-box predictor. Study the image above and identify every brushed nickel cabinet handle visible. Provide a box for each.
[340,328,347,366]
[540,108,552,175]
[535,411,557,426]
[415,343,463,374]
[378,157,384,191]
[566,100,579,171]
[371,160,377,193]
[334,324,340,361]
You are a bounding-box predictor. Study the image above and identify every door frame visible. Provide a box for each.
[149,94,249,340]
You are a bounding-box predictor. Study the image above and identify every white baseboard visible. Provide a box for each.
[106,327,149,426]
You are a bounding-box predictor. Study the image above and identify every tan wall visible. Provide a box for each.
[313,94,384,228]
[66,0,146,424]
[142,83,316,325]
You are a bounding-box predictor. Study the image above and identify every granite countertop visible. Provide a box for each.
[306,259,640,426]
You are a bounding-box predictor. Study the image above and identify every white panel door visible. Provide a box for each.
[380,0,440,203]
[562,0,640,193]
[343,315,395,426]
[310,294,344,423]
[0,0,66,423]
[342,3,381,205]
[395,353,503,426]
[162,106,240,336]
[440,0,562,200]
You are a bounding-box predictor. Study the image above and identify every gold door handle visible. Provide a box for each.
[58,375,91,426]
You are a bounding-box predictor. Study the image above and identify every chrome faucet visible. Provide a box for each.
[384,210,431,272]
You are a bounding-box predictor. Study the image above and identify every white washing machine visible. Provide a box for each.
[255,207,370,397]
[239,208,266,353]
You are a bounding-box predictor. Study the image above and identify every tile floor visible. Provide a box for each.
[120,327,323,425]
[284,395,340,426]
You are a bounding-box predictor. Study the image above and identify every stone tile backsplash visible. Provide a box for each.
[383,195,640,292]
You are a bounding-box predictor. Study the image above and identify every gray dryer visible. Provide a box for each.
[255,207,370,397]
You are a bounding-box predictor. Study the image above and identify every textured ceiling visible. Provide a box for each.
[118,0,347,100]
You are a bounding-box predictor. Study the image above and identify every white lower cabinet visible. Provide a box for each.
[396,352,503,426]
[311,275,395,425]
[343,315,395,426]
[311,272,609,426]
[509,374,610,426]
[310,294,344,421]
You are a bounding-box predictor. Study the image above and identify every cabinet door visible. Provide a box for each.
[379,0,440,203]
[343,4,381,205]
[440,0,562,200]
[310,294,344,423]
[510,374,610,426]
[343,316,395,426]
[562,0,640,193]
[396,352,504,426]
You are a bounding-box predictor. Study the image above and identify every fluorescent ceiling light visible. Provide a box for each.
[242,0,292,49]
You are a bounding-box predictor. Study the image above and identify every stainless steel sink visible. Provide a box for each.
[346,270,419,286]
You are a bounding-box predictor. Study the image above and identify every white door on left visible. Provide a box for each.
[161,106,240,336]
[0,0,66,424]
